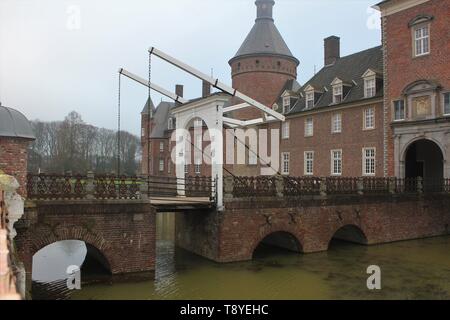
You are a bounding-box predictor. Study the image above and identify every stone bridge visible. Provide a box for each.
[176,176,450,262]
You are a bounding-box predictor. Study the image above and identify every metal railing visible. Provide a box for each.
[26,173,217,202]
[225,176,450,198]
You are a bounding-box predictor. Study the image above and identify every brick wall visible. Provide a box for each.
[176,194,450,263]
[0,137,30,197]
[383,0,450,175]
[230,56,298,120]
[15,201,156,277]
[274,100,385,177]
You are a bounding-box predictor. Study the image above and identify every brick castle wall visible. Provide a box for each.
[176,195,450,262]
[15,201,156,276]
[0,137,30,197]
[383,0,450,175]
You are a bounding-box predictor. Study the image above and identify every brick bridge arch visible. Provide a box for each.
[327,224,369,249]
[15,200,156,279]
[250,226,305,259]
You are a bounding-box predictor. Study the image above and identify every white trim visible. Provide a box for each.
[331,149,343,176]
[362,147,376,176]
[375,0,431,17]
[413,23,430,58]
[363,107,375,130]
[304,151,314,176]
[282,121,290,139]
[281,152,290,175]
[304,117,314,137]
[331,113,342,133]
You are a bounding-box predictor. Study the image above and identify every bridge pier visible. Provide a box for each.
[15,200,156,285]
[176,194,450,263]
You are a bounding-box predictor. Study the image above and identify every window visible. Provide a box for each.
[363,148,376,176]
[304,151,314,176]
[168,118,174,130]
[159,142,164,152]
[331,150,342,176]
[305,118,314,137]
[306,91,314,109]
[194,119,203,127]
[168,161,171,174]
[194,164,201,174]
[159,159,164,172]
[364,108,375,130]
[365,78,376,98]
[282,121,290,139]
[444,93,450,115]
[283,96,291,113]
[281,152,290,175]
[332,113,342,133]
[184,164,189,174]
[141,128,145,137]
[394,100,406,121]
[333,85,343,104]
[414,25,430,57]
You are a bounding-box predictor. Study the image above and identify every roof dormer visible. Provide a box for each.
[281,90,298,113]
[331,78,352,104]
[362,69,382,98]
[304,84,322,109]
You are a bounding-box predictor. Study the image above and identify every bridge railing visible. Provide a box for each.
[224,176,450,199]
[148,175,216,199]
[27,173,217,201]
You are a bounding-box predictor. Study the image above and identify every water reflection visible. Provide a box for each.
[31,213,450,300]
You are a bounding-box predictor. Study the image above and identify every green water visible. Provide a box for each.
[33,213,450,300]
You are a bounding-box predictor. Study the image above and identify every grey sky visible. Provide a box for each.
[0,0,381,135]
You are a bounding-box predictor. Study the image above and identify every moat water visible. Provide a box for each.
[32,213,450,300]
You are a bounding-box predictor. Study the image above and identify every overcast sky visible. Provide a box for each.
[0,0,381,135]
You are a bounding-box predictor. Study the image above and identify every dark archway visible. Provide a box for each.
[253,231,302,258]
[405,139,444,191]
[329,225,368,248]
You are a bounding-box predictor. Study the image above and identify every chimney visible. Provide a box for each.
[324,36,340,66]
[175,84,184,106]
[202,80,211,98]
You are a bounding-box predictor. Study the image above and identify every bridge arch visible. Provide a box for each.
[16,225,113,275]
[251,229,303,258]
[328,224,368,249]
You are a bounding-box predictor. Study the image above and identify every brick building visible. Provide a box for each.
[0,105,35,196]
[141,0,449,181]
[375,0,450,182]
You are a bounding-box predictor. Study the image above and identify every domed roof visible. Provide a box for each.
[229,0,299,65]
[0,105,35,140]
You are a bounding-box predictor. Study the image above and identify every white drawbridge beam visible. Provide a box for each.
[149,47,285,122]
[119,68,189,104]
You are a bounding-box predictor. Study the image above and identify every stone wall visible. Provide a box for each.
[176,194,450,263]
[15,200,156,277]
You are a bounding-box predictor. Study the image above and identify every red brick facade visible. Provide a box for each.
[382,0,450,175]
[230,56,298,120]
[15,200,156,277]
[0,137,31,197]
[176,194,450,262]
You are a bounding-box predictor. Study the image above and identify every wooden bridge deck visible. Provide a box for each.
[149,196,214,212]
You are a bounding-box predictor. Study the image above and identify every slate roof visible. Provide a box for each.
[229,1,298,65]
[0,105,35,140]
[149,101,175,139]
[141,97,156,115]
[273,79,302,106]
[287,46,384,115]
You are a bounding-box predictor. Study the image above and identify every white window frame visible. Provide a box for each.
[364,107,375,130]
[304,151,314,176]
[184,164,189,175]
[282,121,290,139]
[159,159,165,172]
[283,96,291,113]
[394,100,406,121]
[141,128,145,137]
[331,149,343,176]
[363,148,376,176]
[333,85,343,104]
[159,141,164,152]
[443,92,450,116]
[194,163,201,174]
[281,152,290,175]
[331,113,342,133]
[364,77,376,98]
[413,24,430,57]
[305,91,314,109]
[305,117,314,137]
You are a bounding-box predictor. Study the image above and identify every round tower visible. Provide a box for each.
[229,0,299,120]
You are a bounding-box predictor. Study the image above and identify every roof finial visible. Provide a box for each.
[255,0,275,22]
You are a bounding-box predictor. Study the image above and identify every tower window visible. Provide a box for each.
[414,24,430,57]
